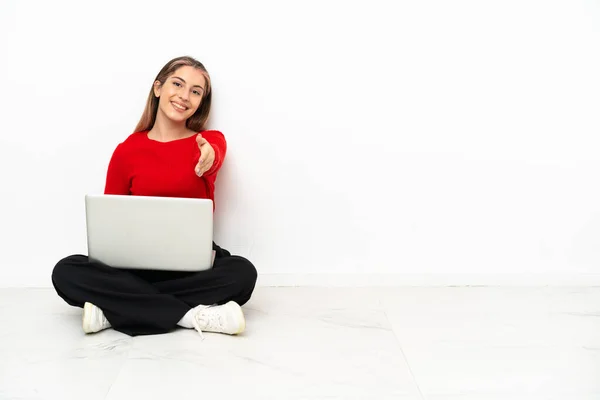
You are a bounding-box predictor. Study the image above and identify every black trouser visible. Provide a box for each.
[51,243,257,336]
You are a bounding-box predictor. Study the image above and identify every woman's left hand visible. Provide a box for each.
[195,134,215,177]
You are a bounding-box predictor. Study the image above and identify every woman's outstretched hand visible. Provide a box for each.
[195,134,215,177]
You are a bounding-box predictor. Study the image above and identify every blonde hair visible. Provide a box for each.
[134,56,212,133]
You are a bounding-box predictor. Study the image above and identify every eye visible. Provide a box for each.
[193,90,202,96]
[173,81,182,87]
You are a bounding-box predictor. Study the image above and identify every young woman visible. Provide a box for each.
[51,56,257,339]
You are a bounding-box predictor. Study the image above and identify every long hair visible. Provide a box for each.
[134,56,212,133]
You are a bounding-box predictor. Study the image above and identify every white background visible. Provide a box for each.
[1,0,599,286]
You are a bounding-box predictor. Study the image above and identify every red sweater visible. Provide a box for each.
[104,130,227,208]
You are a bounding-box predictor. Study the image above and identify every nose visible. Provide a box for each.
[178,87,189,101]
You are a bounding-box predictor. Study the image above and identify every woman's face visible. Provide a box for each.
[154,65,206,125]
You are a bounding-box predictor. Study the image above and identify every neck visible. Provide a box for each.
[148,113,194,142]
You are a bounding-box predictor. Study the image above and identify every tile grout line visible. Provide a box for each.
[379,296,426,400]
[103,337,134,399]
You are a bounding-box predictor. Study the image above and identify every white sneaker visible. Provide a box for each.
[192,301,246,338]
[82,302,111,333]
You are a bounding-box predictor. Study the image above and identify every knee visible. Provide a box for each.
[231,256,257,290]
[51,255,87,288]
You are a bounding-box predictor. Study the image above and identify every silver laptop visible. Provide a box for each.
[85,195,214,271]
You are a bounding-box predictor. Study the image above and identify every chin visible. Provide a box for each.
[170,113,189,121]
[162,109,189,123]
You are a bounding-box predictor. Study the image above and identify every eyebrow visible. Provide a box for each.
[171,76,205,91]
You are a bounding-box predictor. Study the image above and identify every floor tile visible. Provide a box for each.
[379,287,600,398]
[106,287,421,399]
[0,289,131,400]
[0,288,421,400]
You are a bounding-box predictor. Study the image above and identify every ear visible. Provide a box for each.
[153,80,162,98]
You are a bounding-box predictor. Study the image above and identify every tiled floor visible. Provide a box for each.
[1,286,599,399]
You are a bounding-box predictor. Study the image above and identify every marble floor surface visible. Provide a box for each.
[0,286,599,399]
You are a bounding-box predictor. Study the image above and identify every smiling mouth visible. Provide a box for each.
[171,102,188,112]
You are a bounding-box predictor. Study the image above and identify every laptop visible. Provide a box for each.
[85,194,214,271]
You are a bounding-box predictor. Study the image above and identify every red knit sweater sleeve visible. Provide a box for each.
[201,130,227,176]
[104,143,131,195]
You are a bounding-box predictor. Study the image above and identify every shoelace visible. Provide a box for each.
[191,317,206,340]
[191,305,209,340]
[191,306,224,340]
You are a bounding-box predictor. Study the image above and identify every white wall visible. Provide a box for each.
[1,0,599,287]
